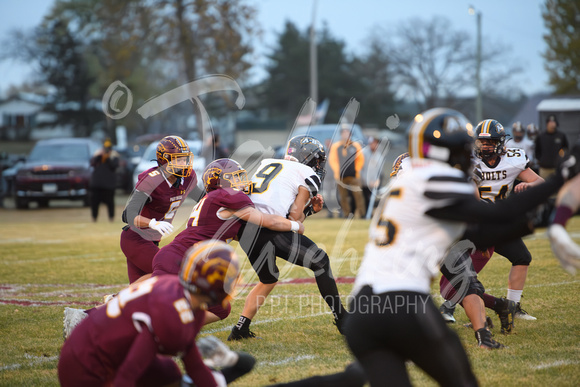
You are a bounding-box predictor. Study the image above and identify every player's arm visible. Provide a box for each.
[224,206,304,234]
[514,167,544,193]
[113,327,159,386]
[288,186,311,222]
[427,174,564,223]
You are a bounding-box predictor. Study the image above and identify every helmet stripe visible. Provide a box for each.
[182,242,217,281]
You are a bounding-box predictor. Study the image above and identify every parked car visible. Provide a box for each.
[132,139,206,188]
[13,138,100,209]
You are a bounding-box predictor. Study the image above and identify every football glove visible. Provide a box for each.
[548,224,580,275]
[148,218,174,236]
[197,335,239,368]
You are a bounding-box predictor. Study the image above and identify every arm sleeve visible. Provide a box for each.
[113,328,159,387]
[462,216,533,250]
[122,190,151,224]
[426,174,563,223]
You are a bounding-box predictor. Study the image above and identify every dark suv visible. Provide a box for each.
[14,138,100,209]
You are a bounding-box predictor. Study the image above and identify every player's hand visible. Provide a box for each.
[297,221,305,235]
[148,218,174,236]
[514,182,531,193]
[311,194,324,213]
[548,224,580,275]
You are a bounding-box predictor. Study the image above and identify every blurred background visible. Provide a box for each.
[0,0,578,208]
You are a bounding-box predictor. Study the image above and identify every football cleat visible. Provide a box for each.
[227,326,259,341]
[496,298,517,334]
[475,328,505,349]
[515,302,537,320]
[439,303,456,323]
[63,307,88,340]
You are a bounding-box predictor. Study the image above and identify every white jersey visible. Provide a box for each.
[475,148,528,202]
[249,158,321,217]
[353,159,476,295]
[506,138,535,163]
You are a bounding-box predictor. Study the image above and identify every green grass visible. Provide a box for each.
[0,199,579,386]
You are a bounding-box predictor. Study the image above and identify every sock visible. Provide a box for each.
[507,289,523,303]
[234,315,251,331]
[552,205,573,226]
[482,293,497,310]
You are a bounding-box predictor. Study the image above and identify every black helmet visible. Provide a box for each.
[285,135,327,179]
[408,108,474,174]
[474,119,506,160]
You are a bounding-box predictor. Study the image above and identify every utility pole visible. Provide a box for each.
[469,6,482,123]
[310,0,318,103]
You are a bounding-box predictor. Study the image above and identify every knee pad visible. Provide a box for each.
[305,248,331,276]
[465,278,485,299]
[509,250,532,266]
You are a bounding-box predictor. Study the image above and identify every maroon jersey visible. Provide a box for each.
[125,167,196,242]
[152,188,253,276]
[58,276,218,387]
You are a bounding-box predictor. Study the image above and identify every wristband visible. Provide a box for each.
[290,221,300,232]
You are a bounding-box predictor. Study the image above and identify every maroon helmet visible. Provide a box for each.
[179,240,240,307]
[156,136,193,177]
[202,158,251,193]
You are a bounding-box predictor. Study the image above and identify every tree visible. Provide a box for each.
[261,21,373,126]
[368,17,522,116]
[542,0,580,94]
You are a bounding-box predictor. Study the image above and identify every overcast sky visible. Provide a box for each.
[0,0,550,98]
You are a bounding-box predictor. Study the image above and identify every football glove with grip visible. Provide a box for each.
[148,218,174,236]
[197,336,239,368]
[548,224,580,275]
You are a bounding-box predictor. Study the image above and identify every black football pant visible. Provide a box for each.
[237,223,345,319]
[345,287,478,387]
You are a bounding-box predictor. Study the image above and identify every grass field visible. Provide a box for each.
[0,196,579,386]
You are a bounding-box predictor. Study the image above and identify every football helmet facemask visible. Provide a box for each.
[408,108,474,174]
[156,136,193,178]
[526,123,539,141]
[285,135,327,179]
[202,158,251,193]
[474,119,507,161]
[179,240,240,307]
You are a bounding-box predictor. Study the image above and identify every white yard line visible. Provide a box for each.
[531,360,579,370]
[261,355,317,366]
[201,311,330,334]
[0,354,59,371]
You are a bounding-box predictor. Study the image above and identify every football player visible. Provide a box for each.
[151,158,304,324]
[345,108,575,385]
[121,135,196,284]
[63,136,197,339]
[472,119,543,320]
[228,135,347,340]
[59,240,255,387]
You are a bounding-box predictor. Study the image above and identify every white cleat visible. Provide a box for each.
[63,307,88,340]
[514,303,537,321]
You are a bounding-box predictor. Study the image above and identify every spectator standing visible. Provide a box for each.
[535,114,569,179]
[360,137,384,217]
[90,138,119,222]
[328,127,366,218]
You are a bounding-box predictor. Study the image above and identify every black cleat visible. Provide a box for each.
[496,298,517,334]
[439,303,456,323]
[475,328,504,349]
[227,326,258,341]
